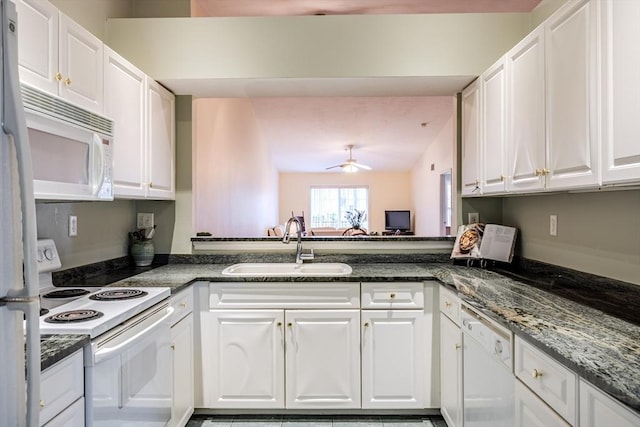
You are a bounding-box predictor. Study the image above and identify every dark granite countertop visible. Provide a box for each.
[46,260,640,413]
[40,334,89,371]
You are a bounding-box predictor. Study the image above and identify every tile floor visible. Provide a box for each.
[187,415,447,427]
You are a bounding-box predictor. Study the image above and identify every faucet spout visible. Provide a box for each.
[283,216,303,263]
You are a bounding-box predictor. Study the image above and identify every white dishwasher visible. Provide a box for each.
[461,303,514,427]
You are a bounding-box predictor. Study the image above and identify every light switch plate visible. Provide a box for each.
[468,212,479,224]
[550,214,557,236]
[137,213,154,229]
[68,215,77,237]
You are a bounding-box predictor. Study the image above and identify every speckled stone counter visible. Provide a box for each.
[40,334,89,371]
[102,262,640,412]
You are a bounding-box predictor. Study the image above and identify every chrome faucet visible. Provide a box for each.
[283,216,303,263]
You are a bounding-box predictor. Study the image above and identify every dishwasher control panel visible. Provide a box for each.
[461,304,513,369]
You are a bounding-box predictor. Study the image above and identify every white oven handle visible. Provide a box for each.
[95,306,174,364]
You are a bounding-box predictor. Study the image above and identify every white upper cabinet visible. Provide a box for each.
[599,0,640,185]
[16,0,103,112]
[507,26,546,193]
[481,56,508,194]
[146,79,175,200]
[544,0,599,190]
[104,46,147,198]
[461,79,482,196]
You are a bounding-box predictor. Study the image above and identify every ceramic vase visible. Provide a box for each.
[130,240,154,267]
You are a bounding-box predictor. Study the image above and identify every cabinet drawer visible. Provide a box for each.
[514,336,577,425]
[170,286,193,324]
[40,350,84,426]
[361,282,424,309]
[209,282,360,309]
[439,286,460,324]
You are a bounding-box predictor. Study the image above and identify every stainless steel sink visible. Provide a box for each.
[221,262,352,277]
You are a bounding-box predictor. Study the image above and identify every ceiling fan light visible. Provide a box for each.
[342,164,358,173]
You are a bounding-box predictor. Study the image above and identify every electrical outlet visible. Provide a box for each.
[550,214,558,236]
[137,213,154,229]
[68,215,77,237]
[468,212,479,224]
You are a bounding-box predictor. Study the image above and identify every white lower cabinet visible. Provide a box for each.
[201,308,360,409]
[515,380,570,427]
[439,314,462,427]
[200,281,432,411]
[361,310,424,409]
[201,309,285,408]
[169,288,194,427]
[285,309,361,409]
[40,350,84,427]
[579,379,640,427]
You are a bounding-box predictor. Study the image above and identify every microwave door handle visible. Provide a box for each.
[2,1,39,300]
[92,134,105,196]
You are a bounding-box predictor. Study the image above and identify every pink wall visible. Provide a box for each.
[193,98,279,236]
[411,105,456,236]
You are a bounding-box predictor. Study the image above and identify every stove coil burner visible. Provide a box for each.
[89,289,148,301]
[45,309,104,323]
[43,288,90,299]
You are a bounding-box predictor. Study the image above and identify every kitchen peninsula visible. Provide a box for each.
[45,256,640,418]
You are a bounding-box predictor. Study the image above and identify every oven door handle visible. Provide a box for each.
[95,306,174,363]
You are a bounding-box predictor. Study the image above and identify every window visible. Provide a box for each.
[310,186,369,229]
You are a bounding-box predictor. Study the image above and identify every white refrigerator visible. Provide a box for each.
[0,0,41,426]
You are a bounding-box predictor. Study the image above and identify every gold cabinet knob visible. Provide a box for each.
[455,343,461,350]
[500,175,505,182]
[179,302,186,308]
[64,77,71,85]
[444,301,452,308]
[542,168,550,176]
[390,293,396,299]
[287,322,292,327]
[149,182,153,188]
[170,343,175,350]
[364,322,369,327]
[55,72,62,81]
[277,322,282,327]
[535,168,542,176]
[39,400,45,408]
[532,368,543,379]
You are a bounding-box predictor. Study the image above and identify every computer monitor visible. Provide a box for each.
[384,210,411,232]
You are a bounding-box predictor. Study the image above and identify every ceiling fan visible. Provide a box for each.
[326,144,372,172]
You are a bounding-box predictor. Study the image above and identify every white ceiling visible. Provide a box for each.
[186,0,542,173]
[191,0,543,17]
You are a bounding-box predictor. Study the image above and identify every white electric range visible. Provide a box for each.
[37,239,173,426]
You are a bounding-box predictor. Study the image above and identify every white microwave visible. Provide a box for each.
[22,84,114,201]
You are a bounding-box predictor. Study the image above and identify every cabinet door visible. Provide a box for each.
[545,0,599,190]
[439,314,462,427]
[361,310,425,409]
[58,13,103,112]
[169,314,194,427]
[42,397,85,427]
[285,310,360,409]
[507,26,546,193]
[461,79,482,196]
[514,380,570,427]
[600,0,640,184]
[104,46,147,198]
[16,0,59,95]
[579,379,640,427]
[481,56,507,194]
[201,310,285,409]
[146,79,175,199]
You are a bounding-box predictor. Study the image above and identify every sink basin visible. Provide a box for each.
[221,262,352,277]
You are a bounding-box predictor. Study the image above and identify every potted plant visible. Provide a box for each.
[129,225,156,266]
[343,209,367,235]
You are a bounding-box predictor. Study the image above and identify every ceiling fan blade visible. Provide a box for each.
[353,163,372,170]
[325,164,343,170]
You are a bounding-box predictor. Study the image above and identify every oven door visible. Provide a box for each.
[86,304,173,427]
